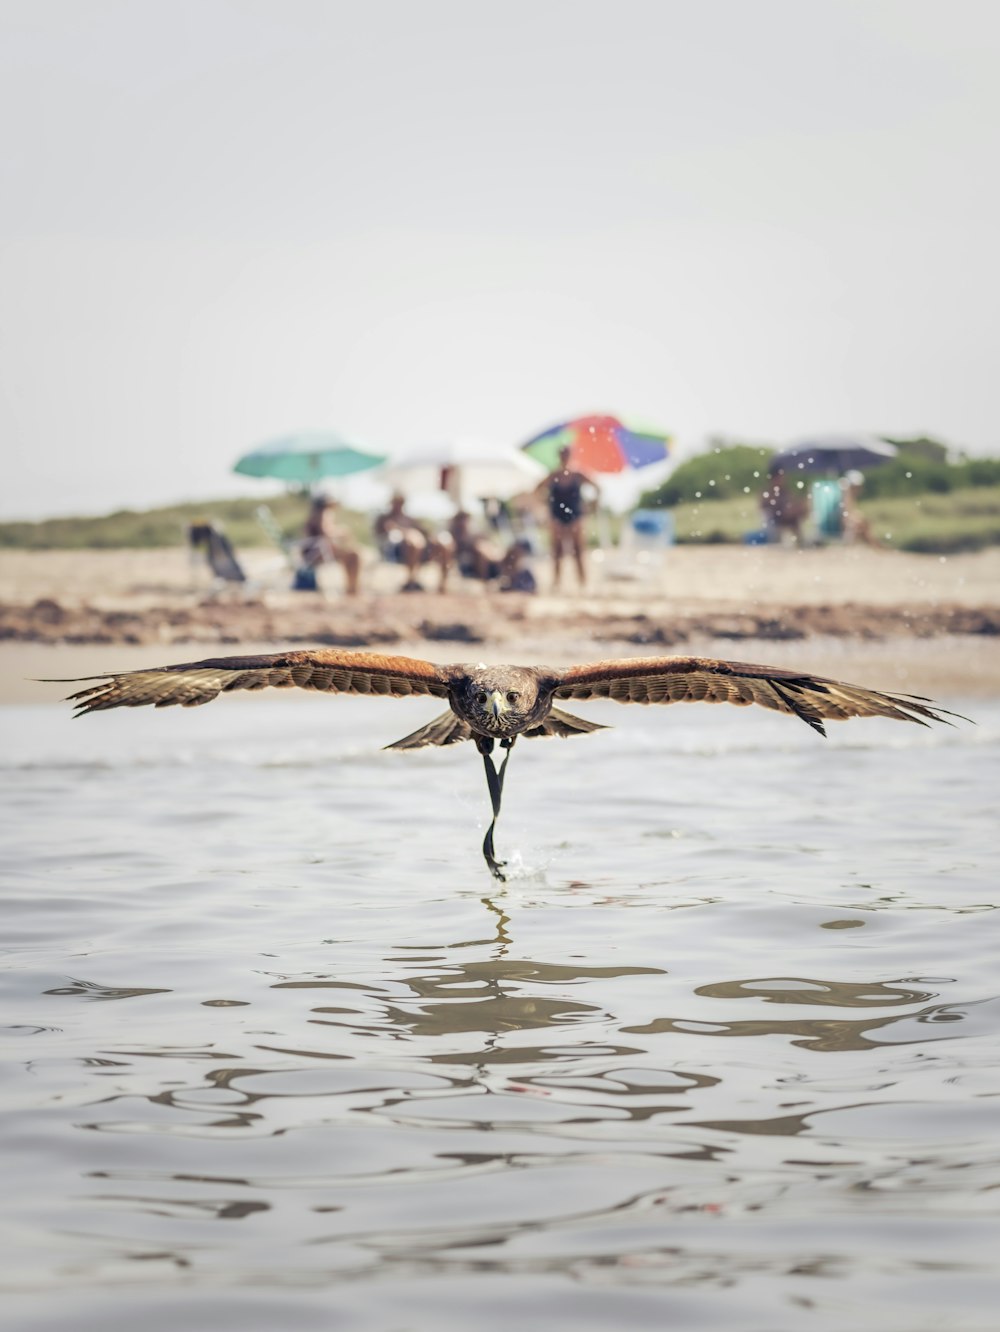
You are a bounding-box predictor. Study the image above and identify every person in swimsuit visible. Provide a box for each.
[536,446,596,588]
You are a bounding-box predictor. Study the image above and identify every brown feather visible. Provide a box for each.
[47,649,963,742]
[385,711,473,751]
[523,707,609,739]
[551,655,961,736]
[50,649,451,717]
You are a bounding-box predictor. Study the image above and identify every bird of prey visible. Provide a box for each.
[53,648,958,879]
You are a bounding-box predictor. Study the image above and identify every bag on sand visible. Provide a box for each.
[292,566,318,592]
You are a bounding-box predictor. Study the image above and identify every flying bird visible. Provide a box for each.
[53,648,958,879]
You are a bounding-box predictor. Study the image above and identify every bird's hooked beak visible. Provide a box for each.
[488,689,507,721]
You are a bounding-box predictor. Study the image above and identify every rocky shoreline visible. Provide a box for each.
[3,592,998,648]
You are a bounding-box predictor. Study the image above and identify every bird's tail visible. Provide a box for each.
[386,706,607,750]
[524,707,609,739]
[386,711,473,750]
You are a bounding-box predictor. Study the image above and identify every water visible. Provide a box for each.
[2,692,999,1331]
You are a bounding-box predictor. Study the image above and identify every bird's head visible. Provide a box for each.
[455,666,543,737]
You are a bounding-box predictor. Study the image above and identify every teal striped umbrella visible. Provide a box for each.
[233,431,387,485]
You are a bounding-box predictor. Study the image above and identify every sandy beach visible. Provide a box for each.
[3,544,998,704]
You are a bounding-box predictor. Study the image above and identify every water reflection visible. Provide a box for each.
[696,977,940,1007]
[3,699,999,1328]
[625,994,999,1052]
[379,954,664,1040]
[43,978,172,1001]
[24,914,1000,1323]
[48,913,1000,1158]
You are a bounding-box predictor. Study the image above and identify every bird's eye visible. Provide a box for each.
[506,691,519,704]
[477,691,488,705]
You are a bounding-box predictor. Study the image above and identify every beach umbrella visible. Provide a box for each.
[769,434,897,475]
[521,414,671,474]
[233,431,387,486]
[380,439,546,507]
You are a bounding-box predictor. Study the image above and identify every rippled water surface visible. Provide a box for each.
[2,692,999,1331]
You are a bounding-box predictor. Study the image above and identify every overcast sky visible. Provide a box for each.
[3,0,999,518]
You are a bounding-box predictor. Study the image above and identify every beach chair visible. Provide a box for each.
[187,521,248,590]
[254,504,319,591]
[597,508,674,581]
[254,503,361,595]
[255,504,296,565]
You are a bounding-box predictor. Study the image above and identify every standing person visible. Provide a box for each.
[536,446,596,588]
[300,494,361,595]
[761,469,808,545]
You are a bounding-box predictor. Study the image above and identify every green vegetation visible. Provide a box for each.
[642,435,1000,508]
[641,442,775,506]
[859,486,1000,553]
[3,437,999,557]
[670,495,758,544]
[852,453,1000,499]
[669,485,1000,553]
[634,436,1000,553]
[0,493,372,551]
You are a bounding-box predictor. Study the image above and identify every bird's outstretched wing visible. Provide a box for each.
[51,649,452,717]
[550,655,960,737]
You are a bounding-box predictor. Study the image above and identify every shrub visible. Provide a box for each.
[641,444,775,506]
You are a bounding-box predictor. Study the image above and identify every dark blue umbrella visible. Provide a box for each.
[770,435,897,475]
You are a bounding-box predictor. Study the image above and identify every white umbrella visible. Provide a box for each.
[380,440,546,510]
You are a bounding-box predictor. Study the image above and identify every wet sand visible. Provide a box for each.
[3,544,998,703]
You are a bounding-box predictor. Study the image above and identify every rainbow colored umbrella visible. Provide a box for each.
[521,414,670,473]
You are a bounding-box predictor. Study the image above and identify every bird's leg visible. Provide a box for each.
[478,736,516,880]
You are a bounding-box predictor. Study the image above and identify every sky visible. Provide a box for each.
[2,0,999,519]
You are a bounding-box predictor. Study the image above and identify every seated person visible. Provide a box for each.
[840,470,884,549]
[374,493,448,592]
[300,494,361,595]
[442,510,506,587]
[498,538,537,593]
